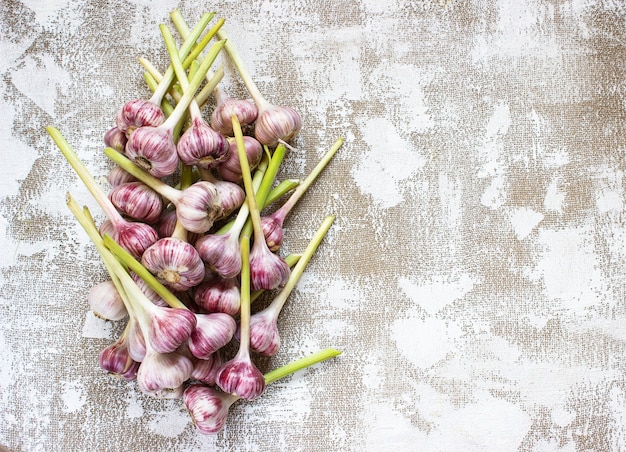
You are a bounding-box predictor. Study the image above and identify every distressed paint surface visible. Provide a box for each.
[1,0,626,450]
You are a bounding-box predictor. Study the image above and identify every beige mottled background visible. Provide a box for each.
[1,0,626,450]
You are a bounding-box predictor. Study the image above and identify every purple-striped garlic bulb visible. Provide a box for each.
[88,280,127,321]
[141,237,205,292]
[188,313,237,360]
[183,384,239,434]
[194,232,241,279]
[137,349,193,399]
[210,88,258,136]
[104,126,128,153]
[107,166,138,187]
[177,117,230,169]
[217,136,263,183]
[98,325,140,380]
[249,243,290,291]
[193,277,240,315]
[108,181,163,224]
[115,99,165,138]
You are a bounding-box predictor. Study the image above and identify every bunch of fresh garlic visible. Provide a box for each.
[46,9,344,435]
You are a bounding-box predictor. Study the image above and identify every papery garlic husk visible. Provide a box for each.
[131,271,169,307]
[147,306,197,354]
[217,136,263,183]
[210,97,258,136]
[107,165,138,187]
[188,313,237,360]
[215,354,266,401]
[111,220,159,259]
[195,233,241,279]
[247,312,280,357]
[137,350,193,399]
[127,316,146,362]
[260,213,285,252]
[115,99,165,137]
[104,126,128,153]
[108,181,164,224]
[141,237,206,291]
[183,384,238,435]
[176,182,223,234]
[177,117,230,169]
[193,277,240,316]
[88,280,128,321]
[254,105,302,147]
[249,243,290,291]
[125,126,179,178]
[191,352,223,385]
[98,334,139,380]
[213,180,245,218]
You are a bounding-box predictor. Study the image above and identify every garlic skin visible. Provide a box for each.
[193,277,240,315]
[210,96,258,136]
[188,313,237,360]
[87,280,128,321]
[247,312,280,357]
[254,105,302,147]
[191,352,222,385]
[115,99,165,137]
[98,334,139,380]
[125,126,180,178]
[195,233,241,279]
[217,137,263,183]
[141,237,206,291]
[183,384,238,435]
[215,354,266,401]
[108,181,164,224]
[177,117,230,169]
[137,350,193,399]
[213,180,245,218]
[111,221,159,259]
[176,182,223,234]
[147,306,197,354]
[249,244,290,291]
[107,166,138,187]
[131,272,169,307]
[260,213,284,252]
[127,316,146,362]
[104,126,128,153]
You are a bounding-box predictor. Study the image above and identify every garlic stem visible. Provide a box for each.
[274,138,343,220]
[216,29,271,111]
[142,71,175,116]
[264,215,335,318]
[159,39,226,131]
[149,12,214,106]
[240,143,287,239]
[47,126,125,227]
[232,115,264,244]
[102,234,186,309]
[264,179,300,206]
[104,147,180,201]
[238,236,252,356]
[264,348,342,385]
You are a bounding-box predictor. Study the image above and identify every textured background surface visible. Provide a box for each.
[1,0,626,450]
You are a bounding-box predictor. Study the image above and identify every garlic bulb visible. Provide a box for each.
[87,280,128,321]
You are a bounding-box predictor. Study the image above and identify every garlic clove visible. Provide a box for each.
[210,97,258,136]
[260,213,285,252]
[98,335,139,380]
[247,312,280,357]
[177,117,230,169]
[217,136,263,183]
[87,280,128,321]
[249,242,290,291]
[195,233,241,279]
[104,126,128,153]
[193,277,240,315]
[188,313,237,360]
[175,182,223,234]
[215,354,265,401]
[124,126,180,178]
[254,105,302,147]
[108,181,164,224]
[107,165,138,187]
[115,99,165,137]
[183,384,238,435]
[141,237,206,291]
[190,352,223,385]
[136,350,193,399]
[147,306,197,354]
